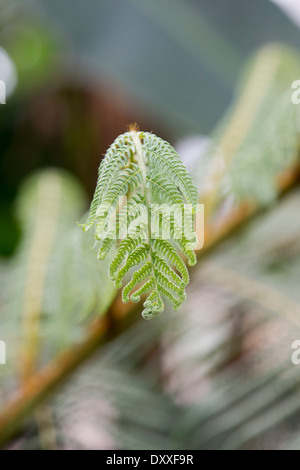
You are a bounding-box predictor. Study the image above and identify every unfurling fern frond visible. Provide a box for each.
[80,127,199,319]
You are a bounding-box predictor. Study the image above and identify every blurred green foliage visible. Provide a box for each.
[1,0,300,450]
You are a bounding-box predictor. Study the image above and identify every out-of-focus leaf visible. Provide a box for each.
[36,0,300,135]
[1,169,116,396]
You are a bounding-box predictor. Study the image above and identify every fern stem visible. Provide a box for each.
[130,130,149,205]
[130,130,160,313]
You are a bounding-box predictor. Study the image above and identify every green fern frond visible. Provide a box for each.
[83,135,135,230]
[142,133,198,207]
[114,244,150,288]
[98,195,146,259]
[122,262,153,303]
[147,171,186,206]
[81,129,199,319]
[109,235,147,280]
[152,239,190,286]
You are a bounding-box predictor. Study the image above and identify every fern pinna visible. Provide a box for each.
[81,127,198,319]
